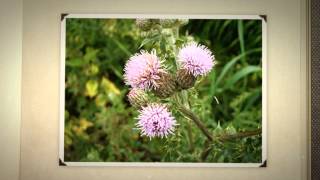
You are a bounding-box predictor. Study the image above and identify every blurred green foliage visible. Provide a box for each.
[65,18,262,163]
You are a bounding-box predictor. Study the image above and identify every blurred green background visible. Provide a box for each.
[64,18,262,162]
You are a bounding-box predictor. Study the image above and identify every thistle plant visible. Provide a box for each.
[124,18,262,160]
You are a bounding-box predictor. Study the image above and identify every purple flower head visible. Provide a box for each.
[136,104,177,138]
[124,51,165,90]
[178,42,215,76]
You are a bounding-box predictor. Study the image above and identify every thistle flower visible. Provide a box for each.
[178,42,214,77]
[124,51,166,90]
[136,104,177,138]
[127,88,148,108]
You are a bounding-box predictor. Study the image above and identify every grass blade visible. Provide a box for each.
[224,66,261,89]
[215,48,261,88]
[237,20,246,63]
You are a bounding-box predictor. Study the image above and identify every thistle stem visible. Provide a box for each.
[179,106,214,141]
[179,106,262,161]
[218,128,262,142]
[186,121,194,152]
[201,128,262,161]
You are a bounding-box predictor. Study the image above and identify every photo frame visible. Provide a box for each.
[59,14,267,167]
[18,0,309,180]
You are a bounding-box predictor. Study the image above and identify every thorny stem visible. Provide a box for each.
[179,106,214,141]
[186,121,194,152]
[219,128,262,141]
[179,106,262,141]
[178,91,196,152]
[179,106,262,160]
[201,128,262,161]
[201,139,211,161]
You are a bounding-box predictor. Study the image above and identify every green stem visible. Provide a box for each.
[201,139,211,161]
[179,106,214,141]
[201,128,262,161]
[186,121,194,152]
[179,106,262,161]
[172,26,179,68]
[218,128,262,142]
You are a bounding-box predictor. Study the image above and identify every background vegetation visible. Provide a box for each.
[64,18,262,162]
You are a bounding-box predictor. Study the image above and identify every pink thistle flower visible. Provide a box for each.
[136,104,177,138]
[178,42,215,76]
[124,51,165,90]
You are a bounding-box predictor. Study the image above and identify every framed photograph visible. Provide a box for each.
[18,0,309,179]
[59,14,267,167]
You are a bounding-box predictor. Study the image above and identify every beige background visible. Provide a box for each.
[0,0,22,180]
[18,0,309,180]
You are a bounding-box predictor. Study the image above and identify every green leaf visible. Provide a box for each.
[139,35,161,49]
[84,48,99,62]
[85,64,99,76]
[224,66,261,89]
[85,80,98,98]
[66,58,84,67]
[244,88,262,110]
[215,48,261,88]
[217,20,232,40]
[237,20,246,63]
[101,77,121,95]
[85,148,102,162]
[111,38,131,56]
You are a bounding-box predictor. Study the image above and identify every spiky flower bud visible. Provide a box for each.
[176,68,196,90]
[136,19,153,31]
[159,19,177,28]
[176,19,189,26]
[127,88,148,108]
[159,19,189,28]
[153,72,177,98]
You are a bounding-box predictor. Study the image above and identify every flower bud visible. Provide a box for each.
[159,19,188,28]
[176,68,196,90]
[176,19,189,26]
[153,72,177,98]
[136,19,153,31]
[127,88,148,108]
[159,19,176,28]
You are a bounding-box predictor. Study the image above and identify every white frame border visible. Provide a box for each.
[59,14,267,167]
